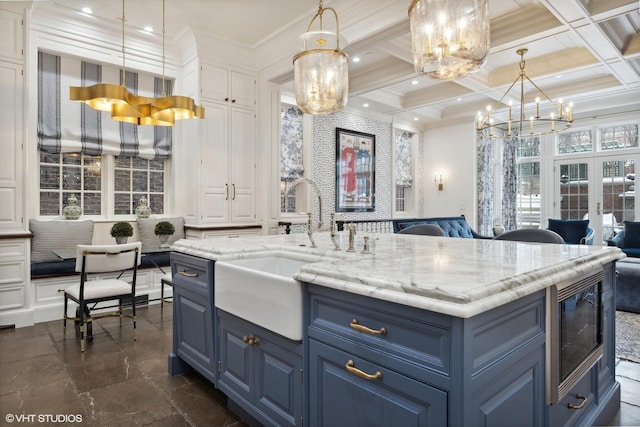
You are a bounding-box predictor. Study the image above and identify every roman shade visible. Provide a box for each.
[37,52,172,160]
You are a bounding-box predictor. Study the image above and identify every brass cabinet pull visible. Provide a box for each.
[225,183,229,200]
[178,269,198,278]
[350,318,387,335]
[568,394,587,409]
[345,360,382,380]
[232,184,236,200]
[243,334,259,346]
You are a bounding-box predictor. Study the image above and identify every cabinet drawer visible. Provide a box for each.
[170,252,213,294]
[308,286,452,378]
[309,339,447,427]
[548,367,596,427]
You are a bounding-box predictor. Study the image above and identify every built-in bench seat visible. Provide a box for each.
[30,251,171,279]
[27,218,183,323]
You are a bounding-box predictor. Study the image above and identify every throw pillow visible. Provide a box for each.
[547,219,589,244]
[137,217,185,252]
[30,219,94,263]
[623,221,640,248]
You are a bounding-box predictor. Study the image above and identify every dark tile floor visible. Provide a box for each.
[0,304,638,426]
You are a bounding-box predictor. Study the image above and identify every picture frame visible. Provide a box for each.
[335,128,375,212]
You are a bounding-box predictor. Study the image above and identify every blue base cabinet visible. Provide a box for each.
[218,310,303,427]
[168,253,216,384]
[308,339,448,426]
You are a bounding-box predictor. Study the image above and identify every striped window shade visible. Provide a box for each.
[395,130,413,187]
[37,52,172,159]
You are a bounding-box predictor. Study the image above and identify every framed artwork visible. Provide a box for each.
[335,128,375,212]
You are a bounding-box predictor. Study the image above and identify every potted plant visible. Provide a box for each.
[154,221,175,248]
[110,221,134,244]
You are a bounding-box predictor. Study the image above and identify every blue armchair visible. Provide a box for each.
[608,221,640,257]
[547,218,594,245]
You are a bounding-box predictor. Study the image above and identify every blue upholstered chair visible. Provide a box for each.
[492,229,565,244]
[397,224,445,236]
[547,218,594,245]
[607,221,640,257]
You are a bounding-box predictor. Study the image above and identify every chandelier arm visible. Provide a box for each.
[495,74,524,106]
[523,74,556,105]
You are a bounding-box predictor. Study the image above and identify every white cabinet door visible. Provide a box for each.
[202,102,230,223]
[230,71,256,108]
[201,63,255,108]
[0,8,23,61]
[229,107,256,222]
[200,102,256,224]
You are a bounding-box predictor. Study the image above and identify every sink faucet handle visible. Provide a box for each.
[362,236,371,254]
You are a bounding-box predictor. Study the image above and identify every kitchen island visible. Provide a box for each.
[169,231,624,427]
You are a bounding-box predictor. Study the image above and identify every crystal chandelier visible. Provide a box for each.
[476,49,574,139]
[293,0,349,115]
[70,0,203,125]
[408,0,490,80]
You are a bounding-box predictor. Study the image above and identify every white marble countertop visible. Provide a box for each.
[171,231,625,318]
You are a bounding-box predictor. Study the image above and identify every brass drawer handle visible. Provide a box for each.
[225,183,229,200]
[568,394,587,409]
[350,318,387,335]
[345,360,382,380]
[178,269,198,278]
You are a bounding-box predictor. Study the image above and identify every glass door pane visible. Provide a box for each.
[600,158,635,241]
[559,162,589,220]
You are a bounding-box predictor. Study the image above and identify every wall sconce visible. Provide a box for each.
[434,174,443,191]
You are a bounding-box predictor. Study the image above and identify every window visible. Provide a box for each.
[37,51,172,218]
[39,152,102,216]
[516,161,541,228]
[558,129,592,154]
[114,156,165,215]
[600,124,638,150]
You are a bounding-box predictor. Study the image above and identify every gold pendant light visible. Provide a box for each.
[408,0,490,80]
[70,0,203,126]
[293,0,349,115]
[476,49,574,139]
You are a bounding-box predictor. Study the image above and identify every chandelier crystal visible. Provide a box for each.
[476,48,574,139]
[293,0,349,115]
[408,0,489,80]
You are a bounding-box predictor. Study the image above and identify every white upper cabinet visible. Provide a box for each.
[201,63,256,108]
[0,8,23,61]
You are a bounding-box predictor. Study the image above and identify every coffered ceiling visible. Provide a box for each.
[35,0,640,128]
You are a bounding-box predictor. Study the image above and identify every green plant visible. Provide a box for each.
[110,221,134,238]
[154,221,175,236]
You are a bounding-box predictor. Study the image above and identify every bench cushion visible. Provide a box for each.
[393,217,485,238]
[30,219,94,263]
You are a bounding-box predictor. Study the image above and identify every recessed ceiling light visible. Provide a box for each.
[144,26,154,32]
[352,57,361,63]
[411,80,419,85]
[555,74,562,79]
[81,7,93,14]
[363,103,369,108]
[413,117,419,121]
[457,97,462,101]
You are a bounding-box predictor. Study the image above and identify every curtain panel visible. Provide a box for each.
[476,131,494,236]
[280,103,304,181]
[395,130,413,187]
[37,51,172,160]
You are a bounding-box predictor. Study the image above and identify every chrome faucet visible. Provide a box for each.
[346,223,357,252]
[306,212,317,248]
[329,213,340,250]
[288,178,324,229]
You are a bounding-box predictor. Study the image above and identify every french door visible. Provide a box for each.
[554,155,639,244]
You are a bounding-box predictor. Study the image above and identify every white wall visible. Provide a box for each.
[422,122,478,227]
